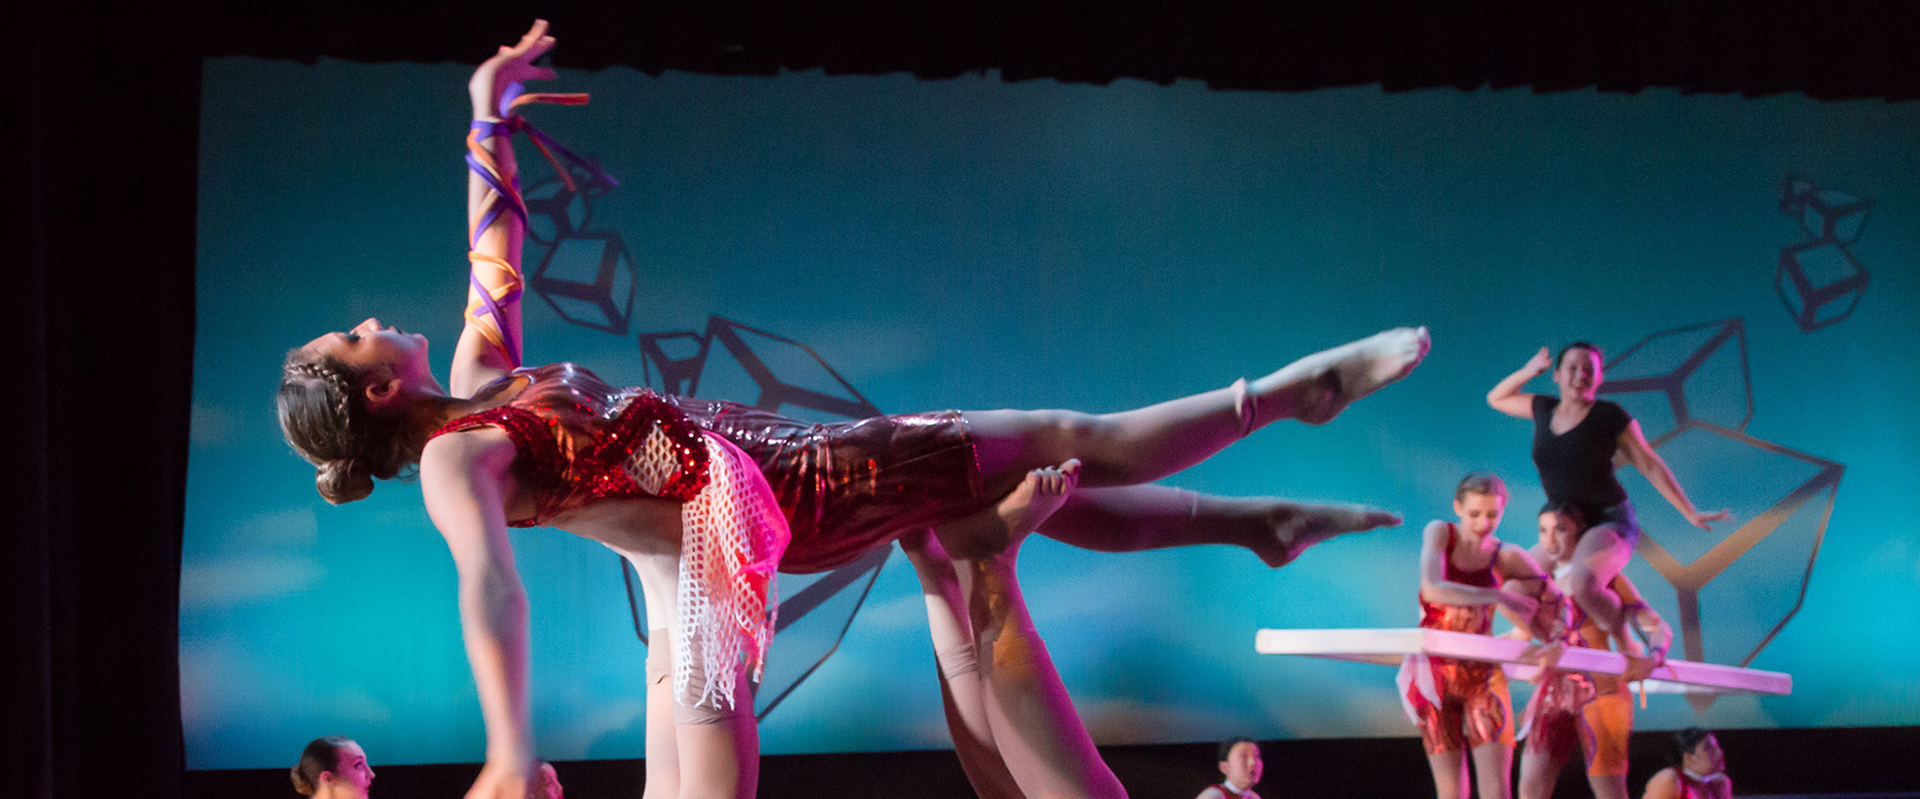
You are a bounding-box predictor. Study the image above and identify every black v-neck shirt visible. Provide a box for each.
[1531,394,1632,518]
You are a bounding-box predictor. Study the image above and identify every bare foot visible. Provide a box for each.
[998,459,1081,538]
[1255,501,1402,567]
[1255,327,1431,426]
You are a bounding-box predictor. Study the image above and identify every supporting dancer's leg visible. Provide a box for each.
[899,529,1027,799]
[1587,772,1630,799]
[935,460,1128,799]
[625,548,758,799]
[1468,741,1515,799]
[624,548,684,799]
[1037,485,1401,567]
[642,630,682,799]
[966,328,1429,492]
[1426,751,1469,799]
[1516,745,1568,799]
[671,654,758,799]
[1556,525,1634,637]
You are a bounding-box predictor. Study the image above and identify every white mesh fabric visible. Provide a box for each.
[674,433,792,710]
[625,425,680,495]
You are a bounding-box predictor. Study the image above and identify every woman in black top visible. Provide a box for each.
[1486,343,1729,650]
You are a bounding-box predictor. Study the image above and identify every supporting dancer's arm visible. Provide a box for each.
[1487,347,1554,420]
[1419,522,1539,619]
[421,430,534,799]
[1494,546,1563,642]
[1612,572,1672,681]
[1615,421,1731,531]
[451,22,557,396]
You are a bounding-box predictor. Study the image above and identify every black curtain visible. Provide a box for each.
[5,3,199,798]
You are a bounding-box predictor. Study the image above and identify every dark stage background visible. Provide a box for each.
[10,2,1920,798]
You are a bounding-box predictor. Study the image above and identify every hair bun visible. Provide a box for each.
[289,764,317,796]
[316,459,375,505]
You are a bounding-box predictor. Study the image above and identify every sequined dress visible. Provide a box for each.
[429,363,986,707]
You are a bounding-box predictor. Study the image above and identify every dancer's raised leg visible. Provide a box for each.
[935,460,1128,799]
[1556,525,1634,637]
[1037,484,1402,567]
[966,327,1429,492]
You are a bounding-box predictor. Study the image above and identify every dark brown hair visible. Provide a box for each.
[277,349,418,504]
[290,735,355,796]
[1673,727,1715,765]
[1217,736,1257,762]
[1538,500,1589,531]
[1556,341,1604,370]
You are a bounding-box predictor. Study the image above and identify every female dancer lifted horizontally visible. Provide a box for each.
[277,21,1426,799]
[1487,344,1728,651]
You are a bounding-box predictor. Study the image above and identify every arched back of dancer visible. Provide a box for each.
[290,735,375,799]
[1487,344,1729,648]
[1515,503,1672,799]
[1400,473,1556,799]
[1641,728,1730,799]
[275,21,1426,799]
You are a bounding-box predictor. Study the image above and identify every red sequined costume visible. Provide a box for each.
[1396,523,1515,754]
[430,363,986,706]
[1517,571,1635,777]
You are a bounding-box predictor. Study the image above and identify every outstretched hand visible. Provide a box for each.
[1520,640,1566,683]
[471,20,559,118]
[1621,651,1663,683]
[1524,346,1554,375]
[1687,509,1734,531]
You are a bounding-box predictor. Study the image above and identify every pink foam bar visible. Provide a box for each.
[1254,627,1791,696]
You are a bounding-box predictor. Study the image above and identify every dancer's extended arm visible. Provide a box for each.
[421,431,533,799]
[1613,571,1673,681]
[1487,347,1553,420]
[451,22,559,395]
[1615,421,1731,531]
[1495,545,1563,640]
[1419,522,1538,619]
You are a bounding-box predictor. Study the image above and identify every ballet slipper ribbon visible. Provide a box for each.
[465,252,523,366]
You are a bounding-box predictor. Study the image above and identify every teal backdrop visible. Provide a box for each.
[184,56,1920,768]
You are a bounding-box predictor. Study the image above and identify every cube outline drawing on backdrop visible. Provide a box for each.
[1601,318,1845,710]
[528,230,638,336]
[1776,176,1873,333]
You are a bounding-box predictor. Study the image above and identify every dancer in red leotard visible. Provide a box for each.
[1401,473,1557,799]
[274,21,1429,799]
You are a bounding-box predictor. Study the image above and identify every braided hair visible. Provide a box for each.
[277,350,420,503]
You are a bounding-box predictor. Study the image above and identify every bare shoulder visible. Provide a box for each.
[1642,766,1680,799]
[421,426,517,477]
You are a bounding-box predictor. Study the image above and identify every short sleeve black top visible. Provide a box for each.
[1531,394,1632,519]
